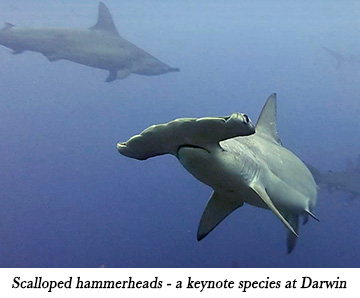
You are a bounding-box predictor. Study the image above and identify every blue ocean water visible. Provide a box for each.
[0,0,359,268]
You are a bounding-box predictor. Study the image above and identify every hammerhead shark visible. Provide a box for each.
[307,157,360,199]
[0,2,180,82]
[323,46,360,70]
[117,94,319,253]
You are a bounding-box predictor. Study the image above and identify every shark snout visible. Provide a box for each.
[117,142,127,153]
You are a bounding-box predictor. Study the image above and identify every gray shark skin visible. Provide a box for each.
[0,2,180,82]
[323,46,360,70]
[117,94,318,253]
[307,157,360,198]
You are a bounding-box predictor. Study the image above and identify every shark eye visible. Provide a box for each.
[243,114,250,124]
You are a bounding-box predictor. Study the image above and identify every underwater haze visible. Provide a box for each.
[1,0,360,267]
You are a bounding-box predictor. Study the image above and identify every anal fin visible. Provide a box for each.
[197,191,244,241]
[251,183,298,238]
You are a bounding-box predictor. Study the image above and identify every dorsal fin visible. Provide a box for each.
[3,22,15,30]
[255,93,281,144]
[89,2,119,35]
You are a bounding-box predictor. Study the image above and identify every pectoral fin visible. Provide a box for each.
[251,183,298,238]
[197,191,244,241]
[105,70,117,82]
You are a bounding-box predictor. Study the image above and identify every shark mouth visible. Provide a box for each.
[177,144,210,154]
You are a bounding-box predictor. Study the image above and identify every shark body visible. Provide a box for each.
[0,2,179,82]
[118,94,318,253]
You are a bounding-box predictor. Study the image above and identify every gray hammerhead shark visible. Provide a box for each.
[307,157,360,199]
[0,2,180,82]
[117,94,319,253]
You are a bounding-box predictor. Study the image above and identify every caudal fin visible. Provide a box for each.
[284,213,299,254]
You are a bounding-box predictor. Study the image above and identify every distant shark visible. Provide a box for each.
[307,157,360,199]
[0,2,180,82]
[323,46,360,70]
[117,94,319,253]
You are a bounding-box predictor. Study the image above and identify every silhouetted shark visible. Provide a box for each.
[307,156,360,198]
[323,46,360,70]
[0,2,180,82]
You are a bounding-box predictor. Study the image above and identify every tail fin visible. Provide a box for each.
[284,213,299,254]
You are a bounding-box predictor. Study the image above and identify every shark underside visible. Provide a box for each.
[0,2,179,82]
[117,94,319,253]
